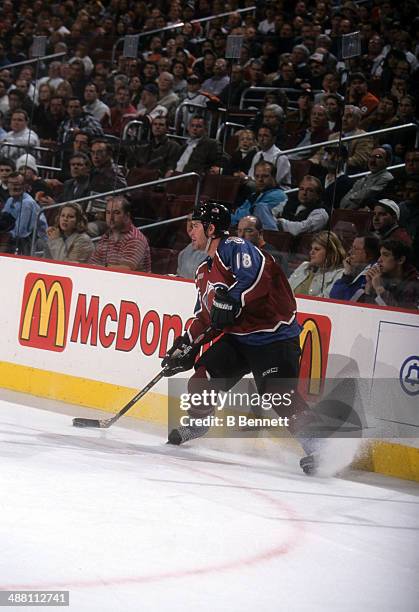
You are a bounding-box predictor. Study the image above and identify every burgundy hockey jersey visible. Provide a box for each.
[187,237,300,346]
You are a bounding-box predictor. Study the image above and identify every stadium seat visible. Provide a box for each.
[200,174,241,207]
[0,232,13,253]
[263,230,294,254]
[150,247,179,275]
[331,209,373,236]
[289,160,311,188]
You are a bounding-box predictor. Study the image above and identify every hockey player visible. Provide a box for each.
[162,201,320,474]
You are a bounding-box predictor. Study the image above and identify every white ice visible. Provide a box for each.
[0,393,418,612]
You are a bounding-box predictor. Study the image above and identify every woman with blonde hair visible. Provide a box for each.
[226,129,258,177]
[45,203,94,263]
[288,231,346,298]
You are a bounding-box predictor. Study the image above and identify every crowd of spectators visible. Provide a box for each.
[0,0,418,309]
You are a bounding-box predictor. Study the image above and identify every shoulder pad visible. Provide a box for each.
[225,237,245,245]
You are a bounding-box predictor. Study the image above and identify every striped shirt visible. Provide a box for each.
[89,223,151,272]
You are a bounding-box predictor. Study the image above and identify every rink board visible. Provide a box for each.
[0,254,418,481]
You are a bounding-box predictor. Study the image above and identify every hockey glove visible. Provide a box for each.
[161,334,200,377]
[210,288,241,330]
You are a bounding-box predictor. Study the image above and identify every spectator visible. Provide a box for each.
[237,214,287,270]
[3,172,47,254]
[103,86,137,137]
[37,95,67,143]
[360,240,419,310]
[372,199,412,245]
[323,93,344,133]
[285,89,314,137]
[176,214,207,279]
[246,59,269,88]
[179,75,208,127]
[157,72,180,121]
[57,97,103,145]
[288,231,346,297]
[394,96,418,160]
[320,144,354,209]
[306,52,329,89]
[232,161,287,231]
[172,116,224,176]
[60,153,91,203]
[0,79,9,115]
[89,139,127,193]
[347,72,379,119]
[36,61,64,93]
[219,64,249,108]
[134,115,181,176]
[32,84,52,135]
[83,82,110,123]
[45,203,94,263]
[399,176,419,243]
[12,79,35,116]
[248,125,291,189]
[192,49,216,82]
[405,149,419,177]
[289,104,330,161]
[137,83,168,123]
[271,61,297,88]
[362,94,400,133]
[88,196,151,272]
[252,104,287,149]
[277,175,329,236]
[340,147,394,210]
[0,109,40,161]
[15,154,53,205]
[171,61,188,97]
[330,235,381,301]
[201,58,230,96]
[225,129,257,178]
[0,156,14,205]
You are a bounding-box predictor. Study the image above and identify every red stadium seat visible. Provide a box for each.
[150,247,179,275]
[200,174,241,207]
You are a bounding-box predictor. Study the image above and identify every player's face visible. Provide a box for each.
[190,220,208,251]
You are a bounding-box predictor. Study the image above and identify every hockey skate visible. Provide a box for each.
[167,424,210,445]
[299,453,320,475]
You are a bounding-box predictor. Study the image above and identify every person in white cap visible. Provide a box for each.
[15,153,53,206]
[372,199,412,245]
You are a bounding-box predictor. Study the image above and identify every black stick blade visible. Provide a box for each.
[72,417,102,428]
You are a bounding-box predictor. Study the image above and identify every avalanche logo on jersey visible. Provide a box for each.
[201,281,229,313]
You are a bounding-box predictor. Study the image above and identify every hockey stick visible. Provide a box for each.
[72,327,212,429]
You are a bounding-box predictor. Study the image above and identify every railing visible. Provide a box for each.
[239,87,322,109]
[277,123,418,158]
[139,214,190,231]
[0,141,58,154]
[111,7,256,64]
[4,52,67,71]
[216,121,246,151]
[30,172,202,255]
[174,101,211,135]
[277,162,407,198]
[122,120,145,142]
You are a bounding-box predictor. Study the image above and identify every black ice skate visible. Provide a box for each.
[167,424,210,445]
[299,454,320,475]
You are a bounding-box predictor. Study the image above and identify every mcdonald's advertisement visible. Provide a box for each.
[0,254,419,445]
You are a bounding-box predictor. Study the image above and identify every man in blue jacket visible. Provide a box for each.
[231,160,287,231]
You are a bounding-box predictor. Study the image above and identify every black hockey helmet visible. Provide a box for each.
[191,201,230,237]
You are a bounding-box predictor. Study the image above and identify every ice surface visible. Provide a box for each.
[0,395,418,612]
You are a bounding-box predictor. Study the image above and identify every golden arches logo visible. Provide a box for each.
[299,318,323,396]
[19,274,73,352]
